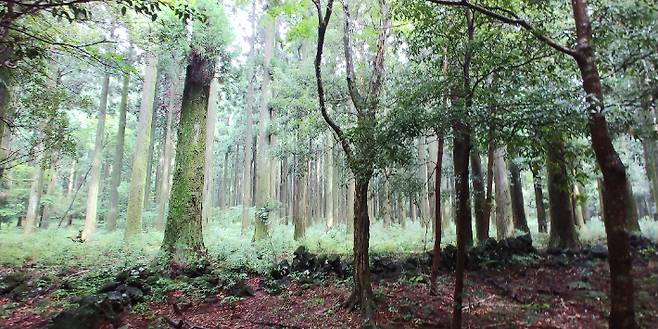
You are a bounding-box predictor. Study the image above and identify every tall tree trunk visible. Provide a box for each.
[471,147,488,242]
[202,75,219,225]
[81,72,110,241]
[624,177,640,232]
[293,168,307,240]
[161,50,213,259]
[241,75,255,235]
[156,73,180,230]
[509,153,530,236]
[640,138,658,216]
[346,176,374,318]
[39,159,58,228]
[107,71,131,232]
[428,137,439,232]
[253,13,277,241]
[452,121,470,329]
[125,55,158,241]
[143,98,158,209]
[383,179,392,229]
[325,136,334,228]
[546,136,580,250]
[571,1,635,326]
[430,135,444,294]
[64,160,77,226]
[418,137,432,227]
[24,158,46,233]
[484,138,494,229]
[493,147,513,240]
[531,167,548,233]
[573,184,586,227]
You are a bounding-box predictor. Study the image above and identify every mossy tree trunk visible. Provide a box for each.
[161,50,214,260]
[107,71,131,232]
[81,72,110,241]
[546,136,580,250]
[124,55,158,241]
[253,11,277,242]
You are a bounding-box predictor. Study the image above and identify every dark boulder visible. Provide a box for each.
[227,281,255,297]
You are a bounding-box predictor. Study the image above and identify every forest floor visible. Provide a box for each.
[1,236,658,329]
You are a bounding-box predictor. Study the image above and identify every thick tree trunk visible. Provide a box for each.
[624,177,640,232]
[81,72,110,241]
[573,184,586,227]
[430,136,444,294]
[546,137,580,250]
[124,55,158,241]
[161,50,214,259]
[107,71,131,231]
[253,13,277,241]
[641,138,658,215]
[293,169,307,240]
[201,75,219,225]
[509,154,530,236]
[471,147,488,242]
[531,167,548,233]
[493,147,513,240]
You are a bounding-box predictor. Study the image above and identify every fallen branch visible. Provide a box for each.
[248,320,303,329]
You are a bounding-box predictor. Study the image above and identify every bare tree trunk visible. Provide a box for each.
[430,135,444,294]
[107,70,131,231]
[202,75,219,225]
[546,136,580,250]
[531,167,548,233]
[161,50,214,260]
[253,13,277,241]
[39,158,59,228]
[418,137,432,227]
[64,160,77,226]
[471,146,487,242]
[125,55,158,241]
[81,72,110,241]
[325,135,334,228]
[452,121,470,329]
[493,147,513,240]
[509,152,530,236]
[156,73,180,230]
[24,158,46,233]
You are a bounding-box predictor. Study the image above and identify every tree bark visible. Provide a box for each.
[531,167,548,233]
[451,120,470,329]
[23,158,46,233]
[325,135,334,228]
[39,158,58,228]
[156,73,180,230]
[546,136,580,250]
[418,137,432,227]
[201,74,219,225]
[430,135,444,294]
[125,55,158,241]
[346,176,374,318]
[107,70,131,232]
[640,138,658,216]
[161,50,214,259]
[471,147,487,242]
[81,72,110,241]
[253,12,277,242]
[493,147,513,240]
[509,153,530,236]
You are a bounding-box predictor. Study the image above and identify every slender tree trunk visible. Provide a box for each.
[509,153,530,236]
[64,160,77,226]
[293,169,307,240]
[452,121,470,329]
[624,177,640,232]
[418,137,432,227]
[484,138,494,229]
[202,75,219,225]
[430,135,444,294]
[143,99,158,209]
[161,50,214,259]
[253,13,277,241]
[546,136,580,250]
[531,167,548,233]
[641,138,658,215]
[346,176,374,318]
[125,55,158,241]
[156,73,180,230]
[81,72,110,241]
[383,179,392,229]
[493,147,513,240]
[428,137,439,233]
[241,75,255,235]
[24,158,46,233]
[107,71,131,232]
[471,147,487,242]
[325,136,334,228]
[571,1,635,326]
[39,159,58,228]
[573,184,586,227]
[347,178,355,234]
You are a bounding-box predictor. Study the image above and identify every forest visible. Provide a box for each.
[0,0,657,328]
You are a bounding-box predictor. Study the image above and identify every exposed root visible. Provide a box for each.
[342,289,377,328]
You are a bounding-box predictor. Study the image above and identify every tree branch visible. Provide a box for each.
[426,0,578,58]
[314,0,354,163]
